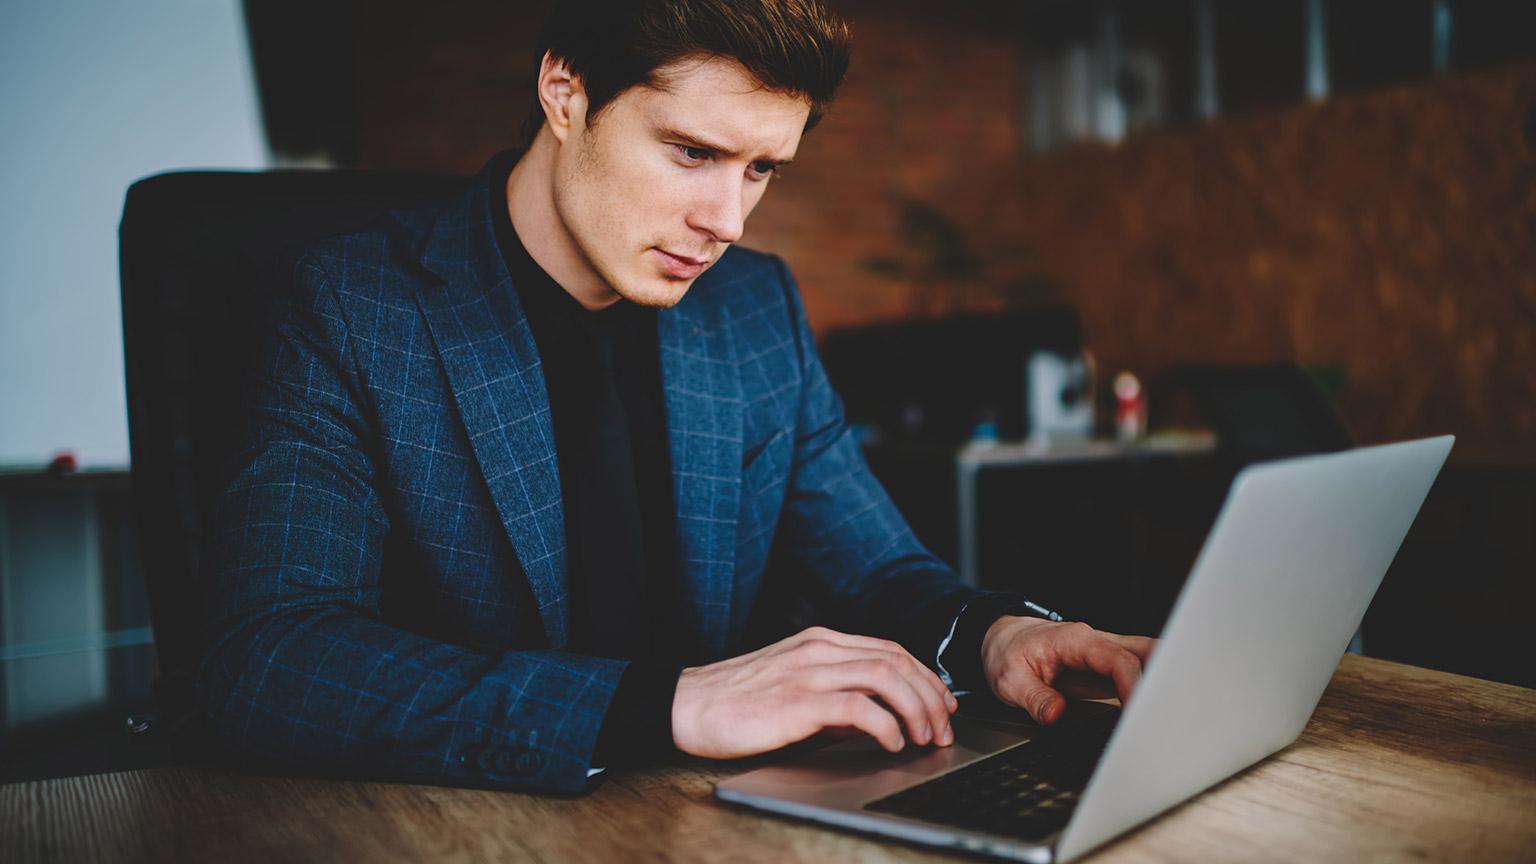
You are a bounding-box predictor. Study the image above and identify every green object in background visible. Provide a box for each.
[860,199,1060,314]
[1303,364,1347,402]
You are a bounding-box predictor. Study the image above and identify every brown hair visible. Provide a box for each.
[524,0,852,144]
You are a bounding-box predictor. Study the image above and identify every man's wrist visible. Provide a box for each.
[940,594,1061,693]
[592,661,684,768]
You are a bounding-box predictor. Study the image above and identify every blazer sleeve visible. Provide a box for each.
[766,258,1010,664]
[197,253,623,793]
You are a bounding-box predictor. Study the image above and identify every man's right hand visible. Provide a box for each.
[670,626,958,759]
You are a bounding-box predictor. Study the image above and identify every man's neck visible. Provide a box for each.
[505,131,622,312]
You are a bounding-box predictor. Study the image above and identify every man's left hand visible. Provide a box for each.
[980,617,1156,725]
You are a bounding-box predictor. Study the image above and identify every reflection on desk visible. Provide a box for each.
[3,655,1533,863]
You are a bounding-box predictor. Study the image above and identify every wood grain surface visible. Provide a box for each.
[3,655,1533,864]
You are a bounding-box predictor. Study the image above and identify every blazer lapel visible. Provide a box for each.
[412,178,570,649]
[659,286,743,662]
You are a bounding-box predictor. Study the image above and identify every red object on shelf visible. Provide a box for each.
[1114,372,1147,441]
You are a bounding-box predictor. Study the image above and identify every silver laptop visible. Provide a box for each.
[716,435,1454,862]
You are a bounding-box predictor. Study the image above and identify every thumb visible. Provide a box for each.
[1012,679,1067,725]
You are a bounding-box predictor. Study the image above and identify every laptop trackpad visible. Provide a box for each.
[717,701,1116,815]
[752,713,1039,791]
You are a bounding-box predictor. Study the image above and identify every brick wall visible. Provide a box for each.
[1002,62,1536,453]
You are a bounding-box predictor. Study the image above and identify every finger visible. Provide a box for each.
[822,692,906,752]
[1105,633,1157,664]
[820,726,868,741]
[1057,638,1145,705]
[1007,673,1068,725]
[997,627,1143,720]
[1052,669,1121,700]
[792,628,953,699]
[810,658,948,746]
[790,631,956,740]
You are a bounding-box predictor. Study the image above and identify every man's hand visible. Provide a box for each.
[672,626,958,759]
[981,617,1155,725]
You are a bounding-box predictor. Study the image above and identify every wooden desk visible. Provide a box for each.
[4,655,1533,863]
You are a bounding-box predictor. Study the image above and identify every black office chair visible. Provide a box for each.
[119,169,467,725]
[1162,363,1353,466]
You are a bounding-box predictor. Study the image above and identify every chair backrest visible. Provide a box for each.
[119,169,467,716]
[1170,364,1353,466]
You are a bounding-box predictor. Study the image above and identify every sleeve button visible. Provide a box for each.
[494,748,515,774]
[475,747,496,773]
[514,751,542,775]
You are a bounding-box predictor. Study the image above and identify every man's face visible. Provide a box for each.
[550,55,811,308]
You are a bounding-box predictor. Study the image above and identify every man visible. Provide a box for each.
[200,0,1153,793]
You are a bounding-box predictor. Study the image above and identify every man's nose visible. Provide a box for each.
[689,176,746,244]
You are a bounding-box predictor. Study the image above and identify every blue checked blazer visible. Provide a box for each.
[199,158,990,793]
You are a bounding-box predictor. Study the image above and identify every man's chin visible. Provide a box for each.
[614,278,696,309]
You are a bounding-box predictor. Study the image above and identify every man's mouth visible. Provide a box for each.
[653,248,711,280]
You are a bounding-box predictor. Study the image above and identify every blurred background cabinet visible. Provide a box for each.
[0,470,158,780]
[864,438,1224,638]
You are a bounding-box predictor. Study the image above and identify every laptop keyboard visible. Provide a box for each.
[863,710,1118,842]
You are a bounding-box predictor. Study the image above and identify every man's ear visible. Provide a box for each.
[537,50,586,144]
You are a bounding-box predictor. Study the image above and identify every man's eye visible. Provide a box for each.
[677,145,710,162]
[748,161,778,179]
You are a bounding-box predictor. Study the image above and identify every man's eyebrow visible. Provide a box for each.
[664,129,795,166]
